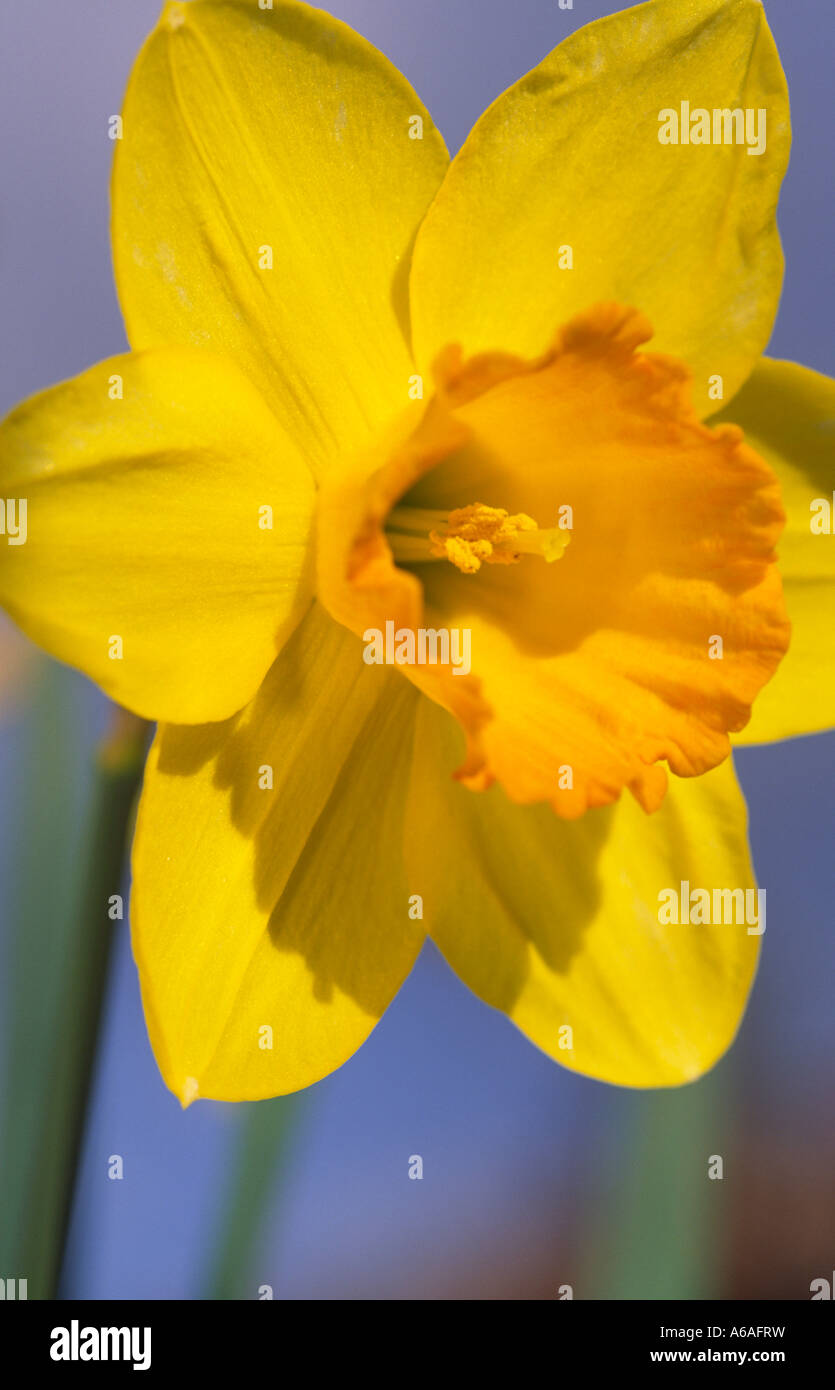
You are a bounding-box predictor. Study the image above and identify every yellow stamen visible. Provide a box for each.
[386,503,570,574]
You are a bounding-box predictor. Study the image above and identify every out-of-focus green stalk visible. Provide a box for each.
[588,1069,729,1299]
[0,662,89,1296]
[205,1094,307,1300]
[2,703,148,1299]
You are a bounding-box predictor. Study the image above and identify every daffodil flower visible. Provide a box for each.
[1,0,832,1102]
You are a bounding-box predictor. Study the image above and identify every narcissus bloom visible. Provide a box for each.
[1,0,833,1101]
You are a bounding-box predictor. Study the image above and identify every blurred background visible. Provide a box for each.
[0,0,833,1300]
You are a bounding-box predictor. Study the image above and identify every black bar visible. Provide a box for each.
[2,1298,830,1374]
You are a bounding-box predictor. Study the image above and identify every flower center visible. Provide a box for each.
[316,303,790,818]
[385,502,570,574]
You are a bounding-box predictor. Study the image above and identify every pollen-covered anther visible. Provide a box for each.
[386,502,570,574]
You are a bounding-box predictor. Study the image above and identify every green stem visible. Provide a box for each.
[588,1070,728,1300]
[21,708,148,1299]
[205,1094,307,1300]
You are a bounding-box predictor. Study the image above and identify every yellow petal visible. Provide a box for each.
[406,700,761,1087]
[410,0,789,416]
[714,358,835,743]
[132,604,423,1103]
[0,347,314,723]
[113,0,448,474]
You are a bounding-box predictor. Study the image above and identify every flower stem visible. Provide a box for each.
[18,707,148,1298]
[588,1072,727,1299]
[205,1094,307,1300]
